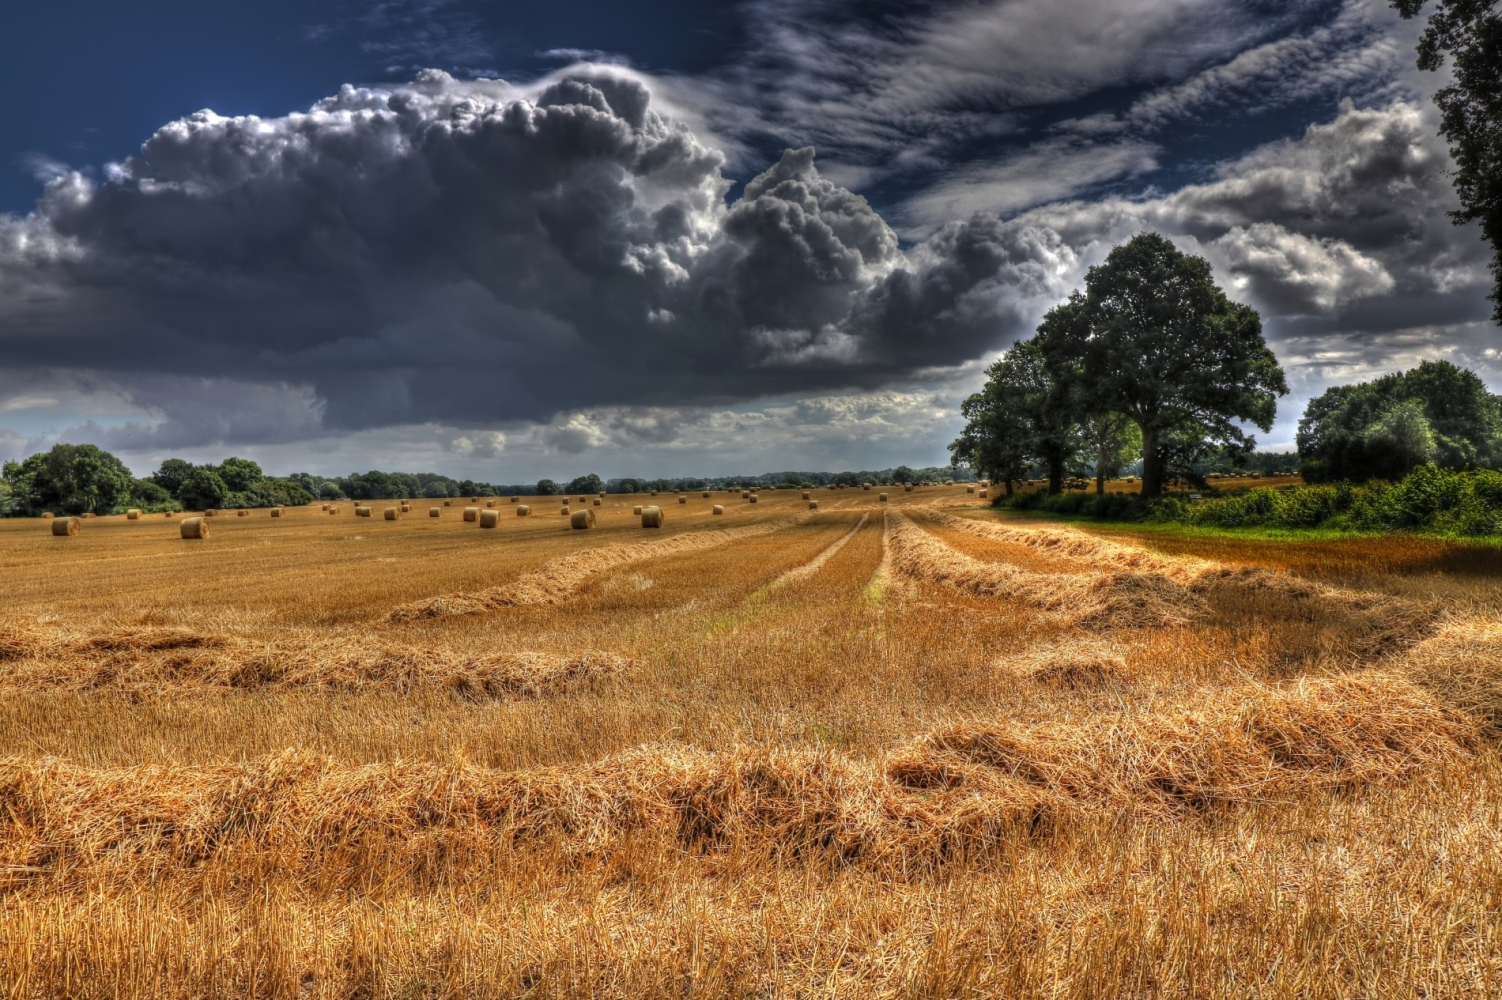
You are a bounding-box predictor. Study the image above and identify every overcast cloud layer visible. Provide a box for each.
[0,0,1496,479]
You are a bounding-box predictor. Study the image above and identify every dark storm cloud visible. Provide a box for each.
[0,69,1081,441]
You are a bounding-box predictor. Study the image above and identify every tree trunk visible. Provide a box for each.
[1140,426,1162,499]
[1096,468,1106,494]
[1048,457,1064,495]
[1003,477,1014,497]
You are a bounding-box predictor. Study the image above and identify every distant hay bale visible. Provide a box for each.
[862,484,870,490]
[237,509,248,516]
[967,485,975,493]
[599,492,606,498]
[571,509,596,529]
[429,507,440,517]
[702,491,710,498]
[328,507,339,515]
[561,506,571,515]
[486,500,496,508]
[749,494,759,503]
[463,507,479,522]
[904,485,912,492]
[444,500,452,506]
[51,516,81,537]
[179,517,209,540]
[678,495,687,504]
[321,504,330,511]
[83,512,97,519]
[480,509,499,529]
[809,500,819,510]
[879,493,888,502]
[642,505,664,528]
[801,491,811,500]
[270,508,282,518]
[979,489,988,498]
[517,505,531,516]
[356,506,372,518]
[713,505,724,515]
[742,491,750,498]
[511,497,519,503]
[652,490,659,496]
[384,508,398,521]
[126,509,142,520]
[42,512,54,520]
[634,505,643,515]
[593,498,602,506]
[400,503,411,513]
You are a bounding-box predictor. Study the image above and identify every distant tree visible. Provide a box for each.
[1394,0,1502,324]
[150,458,195,498]
[565,473,605,495]
[423,481,451,498]
[1298,360,1502,482]
[1040,233,1287,499]
[177,467,229,511]
[130,479,174,509]
[952,339,1080,495]
[535,478,560,495]
[216,457,265,493]
[1078,412,1140,494]
[1,443,138,515]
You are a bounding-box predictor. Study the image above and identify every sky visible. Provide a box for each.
[0,0,1496,482]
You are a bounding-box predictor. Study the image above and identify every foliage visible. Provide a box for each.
[1002,466,1502,536]
[1078,411,1141,492]
[1,444,140,515]
[951,340,1080,495]
[1039,233,1287,498]
[565,474,605,495]
[535,479,561,496]
[1298,360,1502,482]
[176,468,230,511]
[1394,0,1502,324]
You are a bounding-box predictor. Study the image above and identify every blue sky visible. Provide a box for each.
[0,0,1496,480]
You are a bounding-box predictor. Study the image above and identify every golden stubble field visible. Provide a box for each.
[3,485,1502,998]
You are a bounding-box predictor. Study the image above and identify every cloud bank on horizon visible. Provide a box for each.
[0,0,1495,478]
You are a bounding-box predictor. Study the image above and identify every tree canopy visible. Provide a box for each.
[1298,359,1502,482]
[1394,0,1502,324]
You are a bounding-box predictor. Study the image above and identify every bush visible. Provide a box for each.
[1000,466,1502,536]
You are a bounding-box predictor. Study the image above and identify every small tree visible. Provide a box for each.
[1078,412,1140,494]
[951,340,1079,495]
[1040,233,1286,499]
[535,479,560,496]
[178,467,229,511]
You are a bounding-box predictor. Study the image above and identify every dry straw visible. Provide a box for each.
[179,517,209,540]
[50,517,80,537]
[479,510,499,529]
[463,507,478,522]
[571,509,596,530]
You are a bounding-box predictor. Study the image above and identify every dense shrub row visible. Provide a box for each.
[1000,466,1502,536]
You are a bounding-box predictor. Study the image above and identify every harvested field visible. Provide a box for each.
[1,485,1500,997]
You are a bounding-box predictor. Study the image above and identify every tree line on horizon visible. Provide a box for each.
[950,234,1502,498]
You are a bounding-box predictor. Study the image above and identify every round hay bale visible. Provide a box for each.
[237,509,248,516]
[42,512,54,520]
[599,491,606,498]
[356,506,372,518]
[967,484,975,493]
[561,505,571,515]
[678,495,687,504]
[879,493,888,502]
[702,491,710,498]
[801,491,810,500]
[486,500,495,508]
[651,490,659,496]
[904,485,912,492]
[641,505,663,528]
[51,516,81,536]
[480,509,499,529]
[429,507,440,517]
[463,507,479,522]
[809,500,818,510]
[749,494,759,504]
[633,505,643,515]
[571,509,596,529]
[328,507,340,515]
[472,497,480,504]
[126,509,142,520]
[83,512,97,519]
[444,500,452,506]
[979,489,989,498]
[517,505,531,516]
[321,504,330,511]
[270,508,282,518]
[384,508,398,520]
[863,484,870,490]
[179,516,208,539]
[400,504,411,513]
[511,496,519,503]
[593,498,601,505]
[712,504,724,515]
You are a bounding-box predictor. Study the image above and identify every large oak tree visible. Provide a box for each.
[1038,233,1287,499]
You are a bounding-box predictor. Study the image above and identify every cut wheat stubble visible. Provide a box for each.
[387,513,818,621]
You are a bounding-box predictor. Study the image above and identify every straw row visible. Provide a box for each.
[0,675,1471,877]
[387,512,818,622]
[771,514,869,587]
